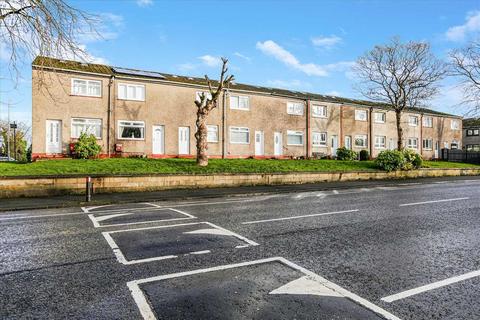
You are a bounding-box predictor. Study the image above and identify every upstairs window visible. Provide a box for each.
[423,116,433,127]
[466,129,479,136]
[312,105,327,118]
[312,132,327,146]
[409,116,419,126]
[207,125,219,143]
[71,79,101,97]
[355,110,367,121]
[374,112,386,123]
[287,102,304,115]
[230,95,250,110]
[451,120,460,130]
[118,83,145,101]
[196,91,212,102]
[118,121,145,140]
[71,118,102,139]
[287,130,304,145]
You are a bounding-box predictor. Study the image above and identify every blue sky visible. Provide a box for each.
[1,0,479,126]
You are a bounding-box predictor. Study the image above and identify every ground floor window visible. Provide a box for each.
[422,139,433,150]
[207,125,219,143]
[312,132,327,146]
[354,135,367,148]
[287,130,304,146]
[374,136,386,149]
[466,144,480,151]
[230,127,249,144]
[71,118,102,139]
[407,138,418,149]
[451,141,459,149]
[118,120,145,140]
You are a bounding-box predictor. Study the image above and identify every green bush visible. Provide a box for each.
[359,149,369,161]
[375,149,423,172]
[74,133,101,159]
[336,147,358,160]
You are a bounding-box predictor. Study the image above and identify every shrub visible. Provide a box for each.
[74,133,101,159]
[359,149,369,161]
[375,149,423,172]
[375,150,405,172]
[336,147,358,161]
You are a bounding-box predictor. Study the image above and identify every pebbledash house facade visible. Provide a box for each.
[32,56,463,160]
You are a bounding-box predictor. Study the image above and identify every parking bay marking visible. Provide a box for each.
[127,257,401,320]
[241,209,359,225]
[88,208,196,228]
[381,269,480,303]
[102,221,259,265]
[399,197,469,207]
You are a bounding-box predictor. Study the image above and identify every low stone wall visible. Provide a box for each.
[0,168,479,198]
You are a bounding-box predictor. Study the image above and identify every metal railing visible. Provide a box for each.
[441,149,480,164]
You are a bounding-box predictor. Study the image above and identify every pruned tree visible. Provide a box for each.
[353,38,446,150]
[450,41,480,117]
[0,0,98,81]
[195,58,234,166]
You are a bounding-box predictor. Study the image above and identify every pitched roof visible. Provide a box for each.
[32,56,460,118]
[463,118,480,127]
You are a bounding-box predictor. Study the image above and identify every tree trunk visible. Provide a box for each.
[395,110,403,150]
[195,114,208,166]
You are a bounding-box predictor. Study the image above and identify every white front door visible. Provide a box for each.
[274,132,282,156]
[152,125,165,155]
[46,120,62,154]
[331,135,338,156]
[344,136,352,150]
[255,131,264,156]
[389,138,395,150]
[434,141,439,158]
[178,126,190,155]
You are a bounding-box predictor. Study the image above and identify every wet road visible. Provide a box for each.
[1,176,479,319]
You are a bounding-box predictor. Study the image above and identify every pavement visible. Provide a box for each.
[1,175,480,319]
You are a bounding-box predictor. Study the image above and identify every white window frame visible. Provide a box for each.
[422,138,433,150]
[423,116,433,128]
[312,132,327,147]
[451,120,460,130]
[311,105,327,118]
[287,102,304,116]
[374,135,386,149]
[374,112,386,123]
[196,91,213,102]
[407,137,418,149]
[71,118,102,139]
[117,120,145,140]
[229,126,250,144]
[71,78,102,97]
[354,135,368,148]
[286,130,304,146]
[355,110,368,121]
[118,83,146,101]
[207,125,219,143]
[451,141,459,149]
[229,95,250,111]
[409,116,419,127]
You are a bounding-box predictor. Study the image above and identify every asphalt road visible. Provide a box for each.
[1,176,479,319]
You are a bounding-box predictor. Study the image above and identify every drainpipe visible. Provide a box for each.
[306,99,310,158]
[420,113,423,156]
[339,104,344,148]
[369,107,373,158]
[107,75,114,158]
[222,89,227,159]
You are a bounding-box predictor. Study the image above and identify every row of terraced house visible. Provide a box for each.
[31,56,463,160]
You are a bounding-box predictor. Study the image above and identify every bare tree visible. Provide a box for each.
[195,58,234,166]
[0,0,98,81]
[450,41,480,117]
[353,38,446,150]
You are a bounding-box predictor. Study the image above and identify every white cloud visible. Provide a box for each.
[78,13,124,43]
[234,52,251,62]
[445,11,480,42]
[198,55,222,67]
[265,79,312,89]
[311,35,342,49]
[256,40,328,76]
[136,0,153,7]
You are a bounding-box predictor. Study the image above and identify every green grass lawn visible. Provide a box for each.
[0,158,478,177]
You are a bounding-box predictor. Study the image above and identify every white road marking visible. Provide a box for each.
[0,212,84,221]
[82,202,158,213]
[399,197,469,207]
[381,269,480,303]
[184,228,235,236]
[241,209,359,225]
[332,190,339,194]
[127,257,401,320]
[102,221,257,265]
[269,275,342,297]
[188,250,211,255]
